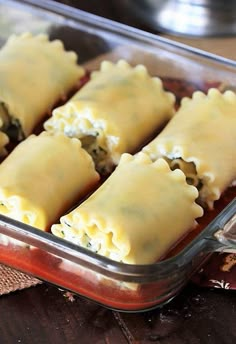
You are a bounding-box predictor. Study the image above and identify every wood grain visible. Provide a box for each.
[1,283,236,343]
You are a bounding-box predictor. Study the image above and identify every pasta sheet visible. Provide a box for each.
[0,132,99,230]
[143,89,236,208]
[44,60,175,173]
[0,32,84,140]
[52,153,203,264]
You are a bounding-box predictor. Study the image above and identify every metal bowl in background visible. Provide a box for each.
[117,0,236,37]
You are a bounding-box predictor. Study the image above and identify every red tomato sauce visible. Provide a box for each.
[0,76,234,311]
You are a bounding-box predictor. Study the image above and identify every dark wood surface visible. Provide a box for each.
[1,1,236,343]
[1,282,236,344]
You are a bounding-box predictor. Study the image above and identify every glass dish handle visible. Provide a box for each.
[212,198,236,253]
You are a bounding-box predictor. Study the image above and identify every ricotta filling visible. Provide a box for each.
[55,222,122,262]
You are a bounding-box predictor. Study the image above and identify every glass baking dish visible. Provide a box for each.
[0,0,235,312]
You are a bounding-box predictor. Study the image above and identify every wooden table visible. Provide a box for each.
[1,282,236,344]
[1,1,236,343]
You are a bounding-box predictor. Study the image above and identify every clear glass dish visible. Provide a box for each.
[0,0,235,312]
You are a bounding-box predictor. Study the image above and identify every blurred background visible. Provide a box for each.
[57,0,236,60]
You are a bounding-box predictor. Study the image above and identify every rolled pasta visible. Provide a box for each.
[52,153,203,265]
[0,132,100,230]
[44,60,175,173]
[0,32,85,140]
[142,88,236,208]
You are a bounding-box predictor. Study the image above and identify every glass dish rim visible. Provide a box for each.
[10,0,236,69]
[0,0,235,285]
[0,198,235,284]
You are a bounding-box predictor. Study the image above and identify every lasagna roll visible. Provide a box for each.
[52,153,203,265]
[44,60,175,173]
[0,132,99,230]
[0,32,84,140]
[143,89,236,208]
